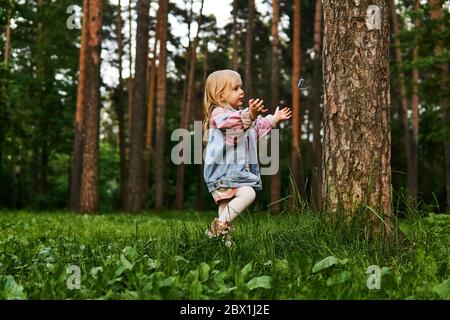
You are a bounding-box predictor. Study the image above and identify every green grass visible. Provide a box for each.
[0,208,448,299]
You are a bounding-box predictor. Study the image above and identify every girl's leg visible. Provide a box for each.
[218,201,229,217]
[218,186,256,223]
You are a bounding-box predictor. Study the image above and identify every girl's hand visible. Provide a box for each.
[249,98,268,121]
[274,106,292,124]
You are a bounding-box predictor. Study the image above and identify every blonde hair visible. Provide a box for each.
[203,70,242,142]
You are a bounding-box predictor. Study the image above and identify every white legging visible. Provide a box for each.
[218,186,256,222]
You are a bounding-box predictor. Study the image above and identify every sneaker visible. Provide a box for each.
[205,218,235,241]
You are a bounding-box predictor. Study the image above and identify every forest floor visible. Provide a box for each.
[0,209,448,299]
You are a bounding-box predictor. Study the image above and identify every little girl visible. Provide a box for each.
[202,69,291,247]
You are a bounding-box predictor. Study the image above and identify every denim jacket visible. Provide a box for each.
[203,105,276,193]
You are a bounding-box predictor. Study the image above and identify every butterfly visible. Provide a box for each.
[297,78,308,91]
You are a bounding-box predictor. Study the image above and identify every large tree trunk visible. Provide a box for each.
[311,0,323,211]
[176,0,205,210]
[389,0,415,205]
[244,0,255,101]
[115,0,127,210]
[410,0,420,204]
[79,0,103,213]
[429,0,449,213]
[290,0,303,205]
[155,0,168,211]
[270,0,281,214]
[70,0,89,211]
[322,0,393,234]
[232,0,238,71]
[126,0,150,213]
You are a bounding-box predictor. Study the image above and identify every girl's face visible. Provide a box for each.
[222,78,244,109]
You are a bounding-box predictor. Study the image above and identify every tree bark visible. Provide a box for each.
[3,5,12,65]
[143,0,162,207]
[128,0,134,130]
[155,0,168,211]
[410,0,420,204]
[176,0,205,210]
[115,0,127,210]
[290,0,303,205]
[270,0,281,214]
[429,0,449,213]
[126,0,150,213]
[322,0,393,234]
[70,0,89,212]
[79,0,103,213]
[232,0,238,71]
[196,40,208,211]
[244,0,255,101]
[311,0,323,211]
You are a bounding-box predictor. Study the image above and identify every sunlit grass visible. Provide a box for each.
[0,208,448,299]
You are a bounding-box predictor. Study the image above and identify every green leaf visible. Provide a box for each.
[198,262,210,283]
[157,276,175,288]
[240,262,253,280]
[190,280,203,299]
[90,267,103,280]
[173,255,189,264]
[247,275,272,291]
[146,258,159,270]
[312,256,348,273]
[122,246,138,261]
[432,279,450,299]
[3,275,27,300]
[398,221,414,240]
[120,254,133,271]
[210,260,222,269]
[326,271,352,286]
[274,259,289,275]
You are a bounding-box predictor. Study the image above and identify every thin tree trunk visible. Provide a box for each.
[390,0,415,205]
[244,0,255,102]
[70,0,89,212]
[3,5,12,65]
[181,0,193,118]
[290,0,303,206]
[115,0,127,210]
[155,0,168,211]
[232,0,238,70]
[175,0,194,210]
[429,0,449,213]
[36,0,47,198]
[176,0,205,210]
[40,133,48,194]
[410,0,420,203]
[79,0,103,213]
[127,0,133,143]
[196,40,208,211]
[270,0,281,214]
[31,145,39,198]
[311,0,323,211]
[143,0,162,207]
[322,0,393,234]
[126,0,150,213]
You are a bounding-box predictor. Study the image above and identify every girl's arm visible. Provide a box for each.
[254,106,292,141]
[210,107,253,131]
[253,114,277,141]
